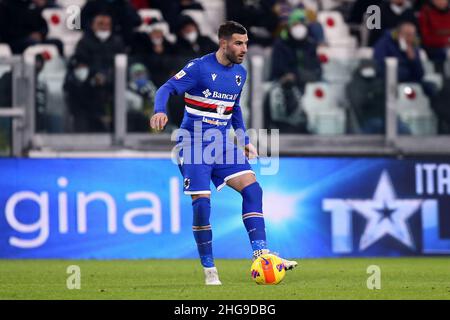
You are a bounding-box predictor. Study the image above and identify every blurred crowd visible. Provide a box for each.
[0,0,449,134]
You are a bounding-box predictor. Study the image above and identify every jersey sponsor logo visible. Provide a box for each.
[202,89,212,98]
[202,116,228,126]
[174,70,186,80]
[236,75,242,86]
[212,91,239,100]
[211,73,217,81]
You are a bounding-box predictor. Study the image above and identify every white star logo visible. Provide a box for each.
[348,171,422,251]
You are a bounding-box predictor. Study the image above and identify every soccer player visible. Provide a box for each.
[150,21,298,285]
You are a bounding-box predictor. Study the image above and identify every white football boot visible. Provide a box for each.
[254,249,298,271]
[204,267,222,285]
[281,258,298,270]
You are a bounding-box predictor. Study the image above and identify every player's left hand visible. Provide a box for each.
[244,143,258,159]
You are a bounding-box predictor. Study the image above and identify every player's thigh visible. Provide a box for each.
[226,172,257,192]
[179,162,213,195]
[191,194,210,201]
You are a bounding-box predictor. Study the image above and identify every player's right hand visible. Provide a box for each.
[150,112,168,131]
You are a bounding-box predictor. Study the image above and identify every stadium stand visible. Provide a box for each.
[0,0,449,157]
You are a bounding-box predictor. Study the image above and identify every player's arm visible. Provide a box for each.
[150,61,199,131]
[232,92,258,159]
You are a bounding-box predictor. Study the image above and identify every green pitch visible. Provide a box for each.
[0,258,449,300]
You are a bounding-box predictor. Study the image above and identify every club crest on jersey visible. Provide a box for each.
[235,75,242,86]
[216,104,226,115]
[211,73,217,81]
[174,70,186,80]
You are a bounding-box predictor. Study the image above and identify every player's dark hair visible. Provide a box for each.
[218,21,247,40]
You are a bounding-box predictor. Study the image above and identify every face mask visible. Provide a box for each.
[390,3,406,15]
[399,37,408,51]
[96,30,111,41]
[74,67,89,82]
[288,0,301,6]
[360,67,376,78]
[134,77,149,91]
[151,37,163,46]
[184,31,198,44]
[290,24,308,40]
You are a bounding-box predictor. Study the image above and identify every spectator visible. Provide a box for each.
[179,0,204,11]
[127,63,157,132]
[373,23,426,83]
[173,15,217,63]
[129,0,180,33]
[63,55,107,132]
[226,0,279,47]
[369,0,416,46]
[130,22,176,87]
[346,59,411,133]
[418,0,450,73]
[0,0,64,55]
[347,0,382,25]
[130,0,149,10]
[270,9,322,91]
[263,80,309,133]
[374,22,439,112]
[273,0,325,44]
[81,0,141,46]
[70,13,125,132]
[347,0,382,43]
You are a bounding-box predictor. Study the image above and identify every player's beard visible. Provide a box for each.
[225,50,243,64]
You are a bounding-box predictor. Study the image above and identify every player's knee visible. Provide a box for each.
[192,196,211,226]
[241,182,263,213]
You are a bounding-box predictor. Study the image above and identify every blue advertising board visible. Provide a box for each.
[0,157,449,258]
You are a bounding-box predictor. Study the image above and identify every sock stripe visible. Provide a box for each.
[192,225,212,231]
[242,212,264,220]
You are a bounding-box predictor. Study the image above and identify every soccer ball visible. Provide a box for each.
[250,254,286,285]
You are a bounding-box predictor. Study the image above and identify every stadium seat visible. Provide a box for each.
[356,47,374,60]
[302,0,319,12]
[396,83,438,135]
[56,0,86,8]
[139,21,176,44]
[317,46,357,83]
[0,43,12,57]
[320,0,342,10]
[181,9,214,37]
[41,8,83,57]
[317,11,357,48]
[138,9,164,26]
[198,0,225,35]
[302,82,346,134]
[0,44,12,79]
[23,44,59,60]
[42,8,67,40]
[418,49,443,90]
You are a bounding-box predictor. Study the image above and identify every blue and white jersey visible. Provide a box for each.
[154,52,249,145]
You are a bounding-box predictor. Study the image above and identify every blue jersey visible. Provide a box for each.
[154,52,249,146]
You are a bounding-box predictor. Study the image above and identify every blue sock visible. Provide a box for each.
[241,182,267,252]
[192,197,214,268]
